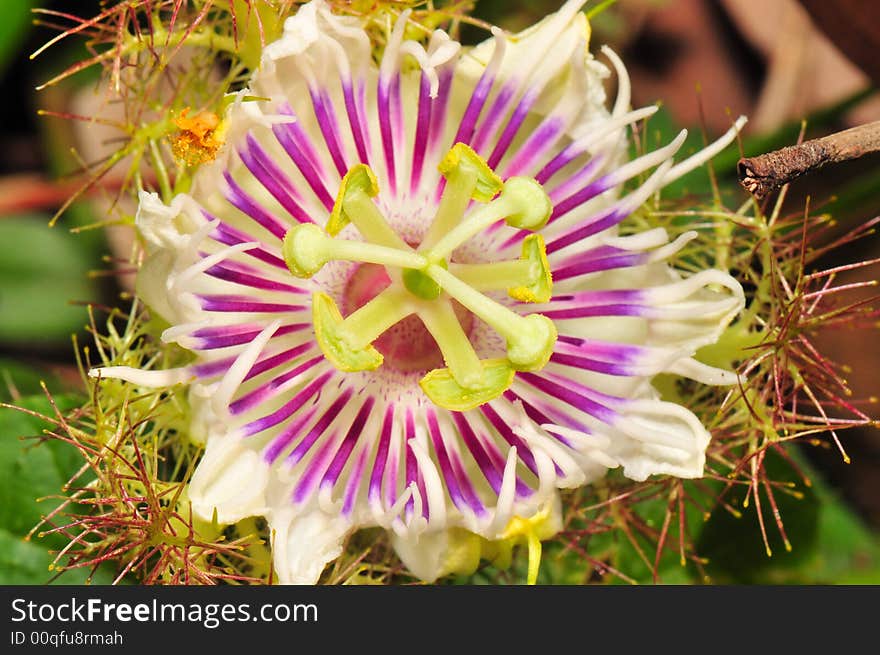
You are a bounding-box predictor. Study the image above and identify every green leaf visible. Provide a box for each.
[796,463,880,584]
[0,395,83,537]
[0,393,114,584]
[0,215,100,345]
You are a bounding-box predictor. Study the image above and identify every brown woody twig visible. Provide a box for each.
[738,120,880,199]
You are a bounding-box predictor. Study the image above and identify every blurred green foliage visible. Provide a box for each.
[0,1,37,77]
[695,455,880,585]
[0,394,115,584]
[0,214,101,345]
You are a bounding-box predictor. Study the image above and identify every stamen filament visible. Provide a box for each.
[426,199,507,261]
[427,177,551,261]
[417,300,484,388]
[426,264,519,338]
[421,142,503,250]
[341,287,416,350]
[283,223,426,278]
[451,260,537,291]
[342,188,410,250]
[329,239,426,270]
[420,163,478,250]
[425,264,556,370]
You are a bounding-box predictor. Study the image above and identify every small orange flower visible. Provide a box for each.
[171,108,224,166]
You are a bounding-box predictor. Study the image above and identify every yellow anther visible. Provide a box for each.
[451,234,553,301]
[312,292,384,372]
[171,108,226,166]
[508,234,553,303]
[326,164,379,236]
[421,143,503,251]
[438,143,503,203]
[419,358,515,411]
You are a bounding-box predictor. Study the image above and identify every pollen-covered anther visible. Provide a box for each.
[508,234,553,303]
[313,289,418,372]
[311,292,384,372]
[452,233,553,303]
[326,163,379,235]
[282,223,426,278]
[171,107,225,166]
[326,164,409,250]
[419,358,516,411]
[420,143,504,250]
[438,142,504,202]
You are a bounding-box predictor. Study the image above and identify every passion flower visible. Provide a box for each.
[93,0,745,584]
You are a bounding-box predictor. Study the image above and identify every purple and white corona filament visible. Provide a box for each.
[93,0,746,583]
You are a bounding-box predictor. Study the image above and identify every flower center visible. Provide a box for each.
[343,262,473,373]
[282,143,558,410]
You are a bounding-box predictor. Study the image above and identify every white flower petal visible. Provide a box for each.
[610,399,712,481]
[269,507,351,584]
[189,433,270,524]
